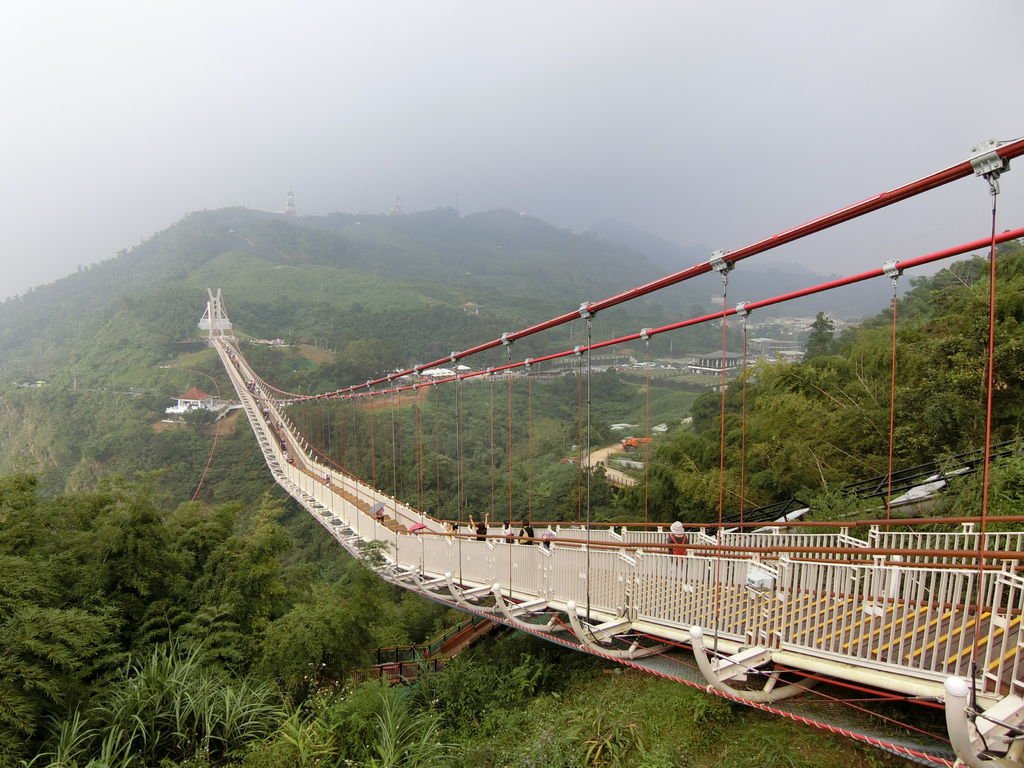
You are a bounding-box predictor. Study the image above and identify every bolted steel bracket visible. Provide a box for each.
[579,302,594,319]
[709,249,734,274]
[639,327,651,341]
[573,345,583,356]
[970,139,1012,195]
[735,301,750,317]
[970,139,1011,178]
[882,260,902,280]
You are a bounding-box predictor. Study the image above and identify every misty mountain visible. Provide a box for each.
[0,207,682,381]
[588,219,712,272]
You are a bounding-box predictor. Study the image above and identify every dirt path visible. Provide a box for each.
[585,442,637,487]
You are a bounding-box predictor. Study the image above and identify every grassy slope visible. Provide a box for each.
[183,250,464,312]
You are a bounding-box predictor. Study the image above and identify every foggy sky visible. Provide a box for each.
[2,1,1022,300]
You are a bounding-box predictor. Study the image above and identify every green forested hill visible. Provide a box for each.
[0,207,674,375]
[0,205,707,494]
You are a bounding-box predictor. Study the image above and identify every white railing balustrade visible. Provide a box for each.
[216,338,1024,700]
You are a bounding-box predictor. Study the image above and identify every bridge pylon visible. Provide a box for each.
[198,288,233,339]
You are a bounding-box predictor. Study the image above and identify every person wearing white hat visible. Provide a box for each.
[668,520,687,556]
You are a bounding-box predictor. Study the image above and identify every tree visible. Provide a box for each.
[259,584,375,701]
[804,312,835,359]
[0,555,112,760]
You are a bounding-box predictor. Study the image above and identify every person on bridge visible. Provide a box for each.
[501,520,515,543]
[519,519,535,544]
[668,520,687,556]
[470,513,489,542]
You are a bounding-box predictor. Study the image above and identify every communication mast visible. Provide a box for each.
[284,188,297,216]
[389,195,403,216]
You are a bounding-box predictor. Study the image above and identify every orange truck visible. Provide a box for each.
[620,437,651,452]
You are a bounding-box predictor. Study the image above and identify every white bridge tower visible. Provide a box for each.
[198,288,233,339]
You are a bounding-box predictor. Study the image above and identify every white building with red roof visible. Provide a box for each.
[165,386,223,416]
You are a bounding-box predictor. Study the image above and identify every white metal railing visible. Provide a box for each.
[869,526,1024,566]
[217,338,1024,699]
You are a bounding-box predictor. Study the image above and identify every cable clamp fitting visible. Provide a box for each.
[578,302,594,319]
[450,352,459,364]
[501,332,512,347]
[709,249,734,274]
[735,301,750,317]
[573,345,583,356]
[969,139,1011,179]
[524,358,533,370]
[639,328,651,341]
[882,260,902,280]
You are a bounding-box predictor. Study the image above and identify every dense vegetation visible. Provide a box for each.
[7,472,932,768]
[2,474,916,768]
[0,473,450,764]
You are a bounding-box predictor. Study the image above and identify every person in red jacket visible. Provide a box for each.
[668,520,687,556]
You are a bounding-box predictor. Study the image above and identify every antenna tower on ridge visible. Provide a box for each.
[284,187,296,216]
[389,195,403,216]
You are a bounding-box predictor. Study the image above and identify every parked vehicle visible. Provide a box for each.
[620,437,651,452]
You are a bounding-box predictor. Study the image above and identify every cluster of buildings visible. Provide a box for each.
[685,338,804,376]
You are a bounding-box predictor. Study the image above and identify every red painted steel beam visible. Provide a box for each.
[288,138,1024,401]
[316,226,1024,401]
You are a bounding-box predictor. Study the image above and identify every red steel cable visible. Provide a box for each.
[507,374,514,523]
[275,141,1024,403]
[489,376,496,524]
[456,376,465,526]
[885,281,899,520]
[527,368,533,519]
[307,229,1024,403]
[416,398,424,513]
[739,313,749,521]
[643,339,651,523]
[434,385,441,518]
[369,387,377,487]
[577,351,584,523]
[972,174,1002,691]
[714,275,729,650]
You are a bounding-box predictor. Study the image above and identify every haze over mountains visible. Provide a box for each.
[0,205,917,392]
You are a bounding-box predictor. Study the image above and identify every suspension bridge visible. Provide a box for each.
[199,137,1024,767]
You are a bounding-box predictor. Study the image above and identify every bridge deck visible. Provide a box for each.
[217,336,1024,708]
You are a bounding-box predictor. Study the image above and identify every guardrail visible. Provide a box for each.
[217,337,1024,701]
